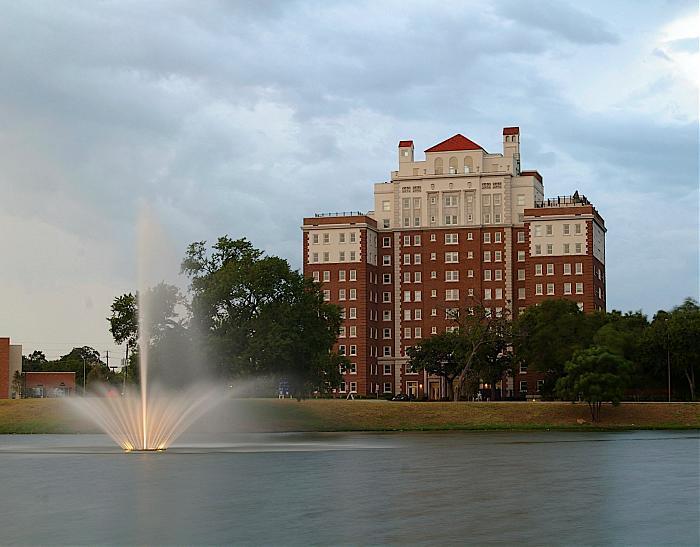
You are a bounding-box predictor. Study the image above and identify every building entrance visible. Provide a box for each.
[406,381,418,400]
[429,381,441,401]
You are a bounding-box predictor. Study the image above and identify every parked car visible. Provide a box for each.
[391,394,414,401]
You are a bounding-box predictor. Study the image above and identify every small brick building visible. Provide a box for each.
[0,337,22,399]
[23,372,76,398]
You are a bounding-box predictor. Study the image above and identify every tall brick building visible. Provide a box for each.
[302,128,606,399]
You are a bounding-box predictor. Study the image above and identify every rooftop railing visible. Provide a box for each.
[534,193,590,208]
[314,211,366,218]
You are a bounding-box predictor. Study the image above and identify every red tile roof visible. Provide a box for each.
[503,127,520,135]
[398,140,413,148]
[425,134,484,153]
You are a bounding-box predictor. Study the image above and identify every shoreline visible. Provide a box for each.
[1,399,698,435]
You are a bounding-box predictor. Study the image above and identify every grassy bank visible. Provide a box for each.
[1,398,698,434]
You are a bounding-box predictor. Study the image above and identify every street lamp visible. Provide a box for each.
[666,320,671,403]
[81,356,87,395]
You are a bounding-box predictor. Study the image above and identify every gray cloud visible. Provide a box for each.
[0,0,697,355]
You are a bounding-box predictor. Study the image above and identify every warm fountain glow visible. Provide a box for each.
[72,385,225,451]
[68,208,228,451]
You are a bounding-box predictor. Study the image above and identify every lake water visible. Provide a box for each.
[0,431,698,545]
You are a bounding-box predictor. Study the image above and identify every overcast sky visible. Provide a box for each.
[0,0,697,361]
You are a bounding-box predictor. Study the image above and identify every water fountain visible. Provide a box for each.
[69,209,226,451]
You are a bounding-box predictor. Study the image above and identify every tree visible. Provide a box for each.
[107,283,186,385]
[644,298,700,401]
[555,346,633,422]
[408,304,512,401]
[182,236,344,395]
[406,332,463,399]
[514,299,604,395]
[11,370,23,398]
[49,347,104,391]
[22,350,48,372]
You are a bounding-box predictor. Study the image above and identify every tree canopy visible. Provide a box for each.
[555,346,633,421]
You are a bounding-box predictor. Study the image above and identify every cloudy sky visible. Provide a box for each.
[0,0,697,361]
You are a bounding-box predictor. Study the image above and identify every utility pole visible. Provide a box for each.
[82,356,86,395]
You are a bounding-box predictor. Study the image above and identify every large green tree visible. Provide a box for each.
[182,236,344,395]
[407,304,511,400]
[514,299,604,395]
[644,298,700,401]
[107,283,187,385]
[555,346,633,421]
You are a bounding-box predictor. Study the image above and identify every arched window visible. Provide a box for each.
[463,156,473,174]
[434,157,443,175]
[448,157,458,174]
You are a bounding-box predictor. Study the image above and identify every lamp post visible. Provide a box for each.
[666,322,671,403]
[82,356,87,395]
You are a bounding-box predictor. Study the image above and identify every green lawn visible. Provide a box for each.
[1,398,698,434]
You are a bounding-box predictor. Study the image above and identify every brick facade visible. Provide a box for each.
[303,128,606,399]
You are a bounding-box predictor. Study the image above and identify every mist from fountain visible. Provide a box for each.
[69,208,227,451]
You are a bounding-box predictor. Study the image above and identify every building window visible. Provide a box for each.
[575,243,582,254]
[349,345,357,356]
[383,328,391,339]
[467,269,474,278]
[323,290,330,301]
[564,243,570,254]
[534,225,542,237]
[494,251,502,262]
[563,224,570,235]
[467,232,473,240]
[339,251,345,262]
[546,244,553,255]
[518,269,525,281]
[577,302,584,311]
[535,284,543,296]
[339,289,346,300]
[518,251,525,262]
[383,273,391,284]
[383,310,391,321]
[414,290,422,302]
[414,272,422,283]
[547,283,555,295]
[430,233,436,242]
[349,308,357,319]
[445,233,458,244]
[494,270,502,281]
[383,292,391,303]
[404,327,411,339]
[383,219,390,228]
[517,231,525,243]
[576,283,584,294]
[495,288,503,300]
[445,252,459,263]
[494,232,502,243]
[520,381,528,393]
[534,245,541,255]
[414,309,422,320]
[483,232,491,244]
[431,253,437,261]
[575,223,582,235]
[484,251,491,262]
[431,289,437,298]
[383,382,392,393]
[446,270,459,282]
[546,225,553,236]
[519,363,528,374]
[446,289,459,301]
[403,272,411,283]
[564,283,572,295]
[404,291,411,302]
[349,326,357,337]
[323,233,330,244]
[535,264,542,276]
[338,345,346,356]
[484,288,492,300]
[414,235,421,246]
[564,263,572,275]
[383,346,391,357]
[339,326,346,338]
[382,201,391,211]
[349,289,357,300]
[484,269,492,281]
[414,253,421,264]
[383,255,391,266]
[518,287,525,300]
[547,264,554,275]
[350,270,357,281]
[575,263,583,275]
[382,237,391,248]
